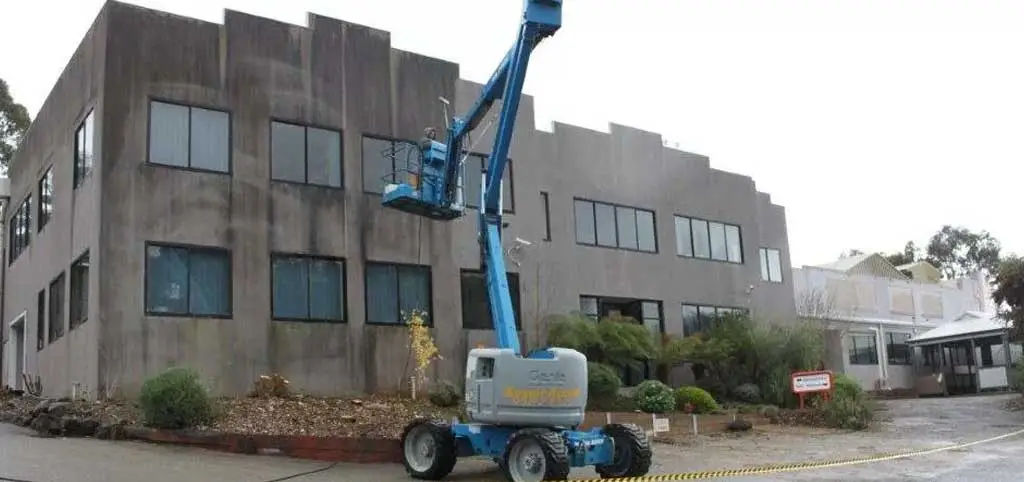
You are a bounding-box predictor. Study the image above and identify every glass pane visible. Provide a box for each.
[366,264,398,323]
[188,250,231,316]
[398,266,430,322]
[190,107,230,172]
[635,210,656,252]
[698,306,717,332]
[768,249,783,282]
[460,271,489,329]
[271,122,306,183]
[595,203,616,247]
[574,200,595,244]
[709,222,727,261]
[725,224,742,262]
[760,248,770,281]
[464,154,483,208]
[675,217,692,256]
[309,259,343,320]
[146,245,189,313]
[579,296,598,318]
[272,257,308,319]
[691,219,710,258]
[307,127,342,187]
[615,207,638,250]
[361,136,394,193]
[148,101,189,167]
[682,304,699,336]
[642,301,660,320]
[83,111,95,172]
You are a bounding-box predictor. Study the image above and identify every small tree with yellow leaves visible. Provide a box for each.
[405,309,442,399]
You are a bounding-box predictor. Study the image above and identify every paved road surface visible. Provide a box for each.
[1,394,1023,481]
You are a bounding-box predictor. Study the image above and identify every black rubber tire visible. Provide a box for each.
[501,428,571,481]
[594,423,652,478]
[400,418,458,480]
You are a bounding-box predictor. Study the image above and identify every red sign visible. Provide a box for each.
[790,370,834,409]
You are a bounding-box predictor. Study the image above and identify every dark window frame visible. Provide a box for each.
[577,295,665,386]
[540,191,551,241]
[886,332,912,365]
[69,250,90,330]
[143,241,234,318]
[459,269,522,331]
[270,252,348,323]
[848,333,879,365]
[759,247,784,283]
[48,271,66,344]
[73,109,95,189]
[674,215,743,264]
[461,151,515,214]
[363,261,434,327]
[269,118,344,189]
[573,197,658,253]
[145,98,233,175]
[360,133,419,194]
[8,194,31,265]
[681,302,748,336]
[38,165,54,231]
[36,290,45,351]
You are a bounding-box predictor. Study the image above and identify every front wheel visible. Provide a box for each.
[401,418,457,480]
[501,428,571,482]
[595,423,652,478]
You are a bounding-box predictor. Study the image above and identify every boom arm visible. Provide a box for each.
[383,0,562,355]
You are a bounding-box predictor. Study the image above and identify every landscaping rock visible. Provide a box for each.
[61,417,99,437]
[727,419,753,431]
[47,402,70,419]
[31,399,52,416]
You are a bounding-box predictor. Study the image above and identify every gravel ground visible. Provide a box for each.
[1,393,1022,481]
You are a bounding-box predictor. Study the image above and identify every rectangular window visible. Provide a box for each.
[271,254,346,322]
[579,296,599,321]
[147,100,230,173]
[69,251,90,330]
[74,110,95,188]
[145,243,232,317]
[36,290,45,351]
[38,166,54,231]
[887,332,911,365]
[462,152,514,212]
[682,303,748,336]
[759,247,783,283]
[48,272,65,344]
[361,135,418,194]
[365,262,431,325]
[271,121,343,188]
[573,199,657,253]
[8,194,31,264]
[848,333,879,365]
[641,301,662,334]
[459,270,521,330]
[675,216,742,263]
[540,192,551,241]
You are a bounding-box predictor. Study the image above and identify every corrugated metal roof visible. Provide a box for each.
[907,311,1011,343]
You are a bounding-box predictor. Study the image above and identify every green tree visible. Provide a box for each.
[924,225,1002,280]
[883,240,920,267]
[992,255,1024,342]
[0,78,31,175]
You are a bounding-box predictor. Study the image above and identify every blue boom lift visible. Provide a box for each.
[382,1,653,481]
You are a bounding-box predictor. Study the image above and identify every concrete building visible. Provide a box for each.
[0,1,796,399]
[792,252,990,393]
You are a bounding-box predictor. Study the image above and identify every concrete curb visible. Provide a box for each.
[120,427,403,464]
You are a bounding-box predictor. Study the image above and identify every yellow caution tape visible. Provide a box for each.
[562,426,1024,481]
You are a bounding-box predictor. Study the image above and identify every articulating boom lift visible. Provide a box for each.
[383,1,652,481]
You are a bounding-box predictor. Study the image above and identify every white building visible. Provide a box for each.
[792,253,991,393]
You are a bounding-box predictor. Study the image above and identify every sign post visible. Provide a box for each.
[790,370,834,409]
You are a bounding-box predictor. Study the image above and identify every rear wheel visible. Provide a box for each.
[595,423,652,478]
[501,428,571,482]
[401,418,457,480]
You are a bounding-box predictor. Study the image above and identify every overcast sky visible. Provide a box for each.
[2,0,1021,268]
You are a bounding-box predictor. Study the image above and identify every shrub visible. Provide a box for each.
[429,380,462,407]
[675,386,718,414]
[633,380,676,413]
[138,367,214,430]
[588,363,622,399]
[832,373,863,400]
[821,395,876,430]
[251,374,291,398]
[1010,363,1024,394]
[732,383,761,404]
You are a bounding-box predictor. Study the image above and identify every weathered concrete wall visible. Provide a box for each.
[8,1,799,397]
[0,5,107,397]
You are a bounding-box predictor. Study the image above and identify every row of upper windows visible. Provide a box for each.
[143,241,519,330]
[568,198,785,283]
[35,251,90,352]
